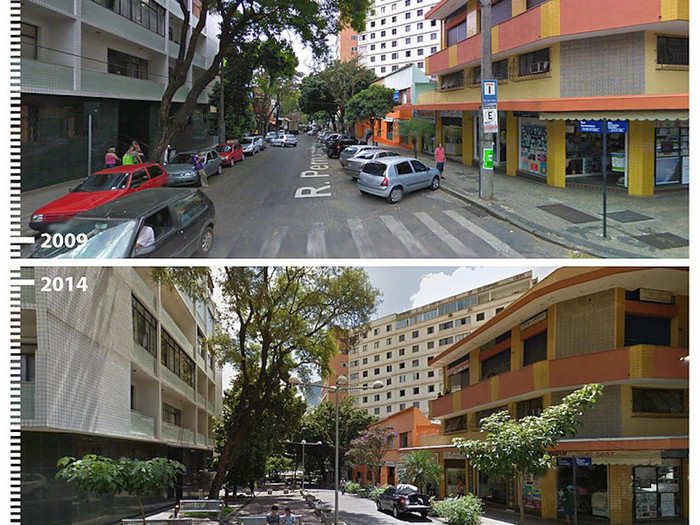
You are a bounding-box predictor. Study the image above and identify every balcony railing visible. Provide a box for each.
[21,382,35,420]
[161,364,195,397]
[131,341,157,375]
[207,398,216,413]
[162,421,195,444]
[430,345,689,419]
[131,410,155,438]
[196,391,206,406]
[197,433,211,447]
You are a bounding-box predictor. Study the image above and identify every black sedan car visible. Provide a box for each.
[376,484,431,519]
[31,188,215,258]
[326,136,358,158]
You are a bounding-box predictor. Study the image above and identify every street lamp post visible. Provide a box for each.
[291,375,382,525]
[285,439,323,492]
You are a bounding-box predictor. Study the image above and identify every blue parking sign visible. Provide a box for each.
[482,80,497,105]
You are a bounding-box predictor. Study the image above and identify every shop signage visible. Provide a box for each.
[576,457,592,467]
[482,79,498,105]
[483,148,494,169]
[557,457,574,466]
[579,120,628,134]
[483,108,498,133]
[393,90,400,103]
[607,120,628,133]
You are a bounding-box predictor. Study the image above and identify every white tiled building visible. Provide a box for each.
[357,0,442,77]
[20,267,223,524]
[347,272,535,417]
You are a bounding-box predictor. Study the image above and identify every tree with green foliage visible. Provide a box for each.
[398,450,442,494]
[150,0,372,163]
[347,426,396,484]
[294,396,378,483]
[56,455,185,521]
[454,384,604,524]
[266,455,295,480]
[345,85,397,143]
[398,118,435,158]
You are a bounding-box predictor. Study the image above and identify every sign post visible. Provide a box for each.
[479,0,495,200]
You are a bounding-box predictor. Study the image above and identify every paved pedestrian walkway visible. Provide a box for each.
[380,144,689,258]
[236,490,323,524]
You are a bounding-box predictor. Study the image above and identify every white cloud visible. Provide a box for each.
[410,267,557,309]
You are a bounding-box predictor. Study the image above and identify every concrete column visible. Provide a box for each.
[627,120,655,196]
[546,306,556,360]
[613,288,626,348]
[608,465,634,524]
[155,283,163,439]
[510,325,523,372]
[546,120,566,187]
[461,111,474,166]
[435,111,443,146]
[469,349,480,385]
[506,111,518,175]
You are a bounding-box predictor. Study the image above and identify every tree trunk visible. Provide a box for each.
[518,472,525,525]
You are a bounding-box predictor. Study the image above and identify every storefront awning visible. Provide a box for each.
[562,450,663,466]
[539,111,689,122]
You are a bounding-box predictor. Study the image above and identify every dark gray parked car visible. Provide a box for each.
[31,188,216,258]
[357,157,440,203]
[165,149,222,186]
[344,149,400,179]
[377,484,431,519]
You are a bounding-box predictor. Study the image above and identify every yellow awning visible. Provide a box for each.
[539,111,688,121]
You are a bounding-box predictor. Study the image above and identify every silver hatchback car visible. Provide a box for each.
[344,149,400,179]
[357,157,441,203]
[165,149,222,186]
[339,144,380,167]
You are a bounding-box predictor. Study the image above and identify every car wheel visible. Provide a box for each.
[430,175,440,190]
[198,226,214,255]
[393,506,400,519]
[376,501,382,511]
[420,511,428,519]
[387,186,403,204]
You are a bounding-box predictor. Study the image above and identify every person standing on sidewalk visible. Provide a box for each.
[562,485,576,525]
[281,507,297,525]
[104,147,119,168]
[266,505,281,524]
[193,152,208,188]
[434,143,446,179]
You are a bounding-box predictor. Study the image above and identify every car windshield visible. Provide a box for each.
[73,173,130,192]
[240,138,253,144]
[216,145,232,153]
[363,162,386,175]
[344,147,359,154]
[32,218,138,258]
[172,153,196,164]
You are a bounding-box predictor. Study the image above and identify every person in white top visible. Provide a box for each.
[135,224,155,248]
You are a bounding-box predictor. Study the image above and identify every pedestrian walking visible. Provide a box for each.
[131,140,144,163]
[122,146,135,166]
[456,479,464,497]
[562,485,576,525]
[434,142,446,178]
[266,505,281,525]
[163,144,173,165]
[281,507,296,525]
[104,147,119,168]
[340,478,346,495]
[193,152,208,187]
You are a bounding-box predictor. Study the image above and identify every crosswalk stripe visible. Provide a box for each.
[443,209,522,257]
[347,218,376,258]
[259,226,288,257]
[307,222,328,258]
[414,212,479,257]
[379,215,429,256]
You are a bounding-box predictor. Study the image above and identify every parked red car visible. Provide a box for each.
[215,141,244,166]
[29,163,168,232]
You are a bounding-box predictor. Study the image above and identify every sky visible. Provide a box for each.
[220,266,557,387]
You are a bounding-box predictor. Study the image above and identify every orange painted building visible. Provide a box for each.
[337,27,360,62]
[351,406,441,486]
[410,267,688,524]
[321,329,351,404]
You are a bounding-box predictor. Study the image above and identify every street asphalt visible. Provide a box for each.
[200,134,572,258]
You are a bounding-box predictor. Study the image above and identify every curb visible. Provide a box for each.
[438,184,645,259]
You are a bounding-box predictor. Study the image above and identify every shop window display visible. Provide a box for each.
[442,115,463,160]
[445,459,466,497]
[655,125,688,185]
[565,121,626,181]
[634,462,681,519]
[519,119,547,176]
[557,464,608,519]
[478,471,509,506]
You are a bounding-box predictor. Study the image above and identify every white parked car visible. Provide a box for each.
[240,136,260,155]
[281,134,298,147]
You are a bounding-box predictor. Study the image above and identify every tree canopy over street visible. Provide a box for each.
[346,85,397,137]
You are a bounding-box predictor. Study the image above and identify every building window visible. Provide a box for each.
[400,403,406,410]
[93,0,166,35]
[439,321,453,331]
[440,70,464,90]
[519,48,550,76]
[399,375,406,383]
[657,36,688,65]
[387,405,392,413]
[108,48,149,80]
[476,405,508,428]
[387,377,392,385]
[392,28,397,35]
[413,372,420,380]
[481,349,511,379]
[374,341,380,348]
[412,330,419,338]
[516,397,543,419]
[374,328,379,335]
[370,44,376,50]
[412,401,420,408]
[132,295,157,356]
[412,345,419,353]
[380,66,386,72]
[161,329,195,387]
[387,352,393,359]
[399,362,406,369]
[625,315,671,346]
[399,348,405,356]
[371,21,376,27]
[431,19,437,26]
[374,368,380,375]
[400,389,406,397]
[381,30,386,37]
[439,336,454,346]
[374,394,380,401]
[374,407,380,415]
[632,388,686,414]
[417,49,424,56]
[363,357,368,365]
[523,331,547,366]
[400,432,409,447]
[381,54,386,61]
[476,312,485,321]
[417,8,423,15]
[417,22,423,29]
[427,326,434,334]
[474,59,509,82]
[350,372,359,380]
[21,353,35,382]
[162,403,182,426]
[392,15,397,22]
[412,359,420,367]
[428,384,435,393]
[387,391,392,399]
[447,21,467,46]
[445,415,467,432]
[405,24,411,31]
[21,22,38,59]
[428,370,434,378]
[406,37,411,44]
[431,32,437,39]
[398,334,405,342]
[371,56,376,63]
[363,370,368,377]
[386,365,393,373]
[634,464,682,519]
[431,46,438,53]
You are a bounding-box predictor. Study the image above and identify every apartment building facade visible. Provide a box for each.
[20,267,224,525]
[347,271,535,418]
[402,0,688,195]
[320,328,350,405]
[337,27,360,61]
[418,267,688,523]
[20,0,221,190]
[357,0,443,77]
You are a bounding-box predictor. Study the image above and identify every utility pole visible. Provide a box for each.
[218,59,226,143]
[479,0,495,200]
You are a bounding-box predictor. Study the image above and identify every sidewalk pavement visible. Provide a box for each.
[381,145,689,258]
[235,490,323,523]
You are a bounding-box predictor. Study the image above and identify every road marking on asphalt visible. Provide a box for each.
[379,215,429,256]
[307,222,328,257]
[259,226,288,257]
[347,218,376,258]
[414,212,479,257]
[295,185,331,198]
[301,170,329,178]
[443,209,522,257]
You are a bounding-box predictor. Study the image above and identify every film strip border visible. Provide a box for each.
[10,268,32,523]
[10,0,23,257]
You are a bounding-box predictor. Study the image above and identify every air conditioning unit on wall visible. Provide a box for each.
[530,61,548,74]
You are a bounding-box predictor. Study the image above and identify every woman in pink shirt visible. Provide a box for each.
[434,143,446,178]
[104,147,119,168]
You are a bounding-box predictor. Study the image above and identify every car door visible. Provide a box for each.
[132,205,182,257]
[381,486,395,510]
[410,159,432,188]
[146,165,167,188]
[171,192,211,255]
[394,160,417,191]
[127,168,150,194]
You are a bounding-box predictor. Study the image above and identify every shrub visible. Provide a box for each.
[432,494,483,525]
[369,484,389,501]
[345,481,360,494]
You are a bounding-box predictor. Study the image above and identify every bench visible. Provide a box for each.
[122,518,194,525]
[175,499,224,521]
[238,515,303,524]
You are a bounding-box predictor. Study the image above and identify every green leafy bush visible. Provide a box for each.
[432,495,483,525]
[369,484,389,501]
[345,481,360,494]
